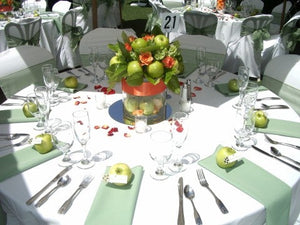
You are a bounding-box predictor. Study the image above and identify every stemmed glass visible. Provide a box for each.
[26,93,44,130]
[53,121,74,167]
[89,47,101,84]
[169,112,189,173]
[43,67,60,106]
[34,86,50,132]
[233,66,249,109]
[205,60,220,87]
[193,46,206,84]
[72,110,94,169]
[97,53,110,81]
[149,130,173,180]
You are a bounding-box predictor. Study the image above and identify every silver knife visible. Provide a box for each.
[251,145,300,171]
[178,177,185,225]
[26,165,73,205]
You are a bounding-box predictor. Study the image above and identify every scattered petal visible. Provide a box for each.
[102,125,109,129]
[124,133,131,137]
[193,86,202,91]
[94,85,102,90]
[191,92,196,97]
[74,101,80,105]
[128,126,134,130]
[94,125,100,129]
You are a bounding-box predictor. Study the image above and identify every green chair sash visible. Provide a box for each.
[241,26,271,51]
[282,27,300,52]
[185,22,217,36]
[62,23,84,51]
[6,30,41,48]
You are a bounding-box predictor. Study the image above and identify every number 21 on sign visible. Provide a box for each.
[161,13,180,33]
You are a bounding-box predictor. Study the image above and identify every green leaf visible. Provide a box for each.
[166,75,180,94]
[106,63,127,84]
[126,72,144,86]
[121,31,130,43]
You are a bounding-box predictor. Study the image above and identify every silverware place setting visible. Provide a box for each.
[256,97,280,101]
[78,67,91,76]
[177,177,185,225]
[264,134,300,150]
[0,135,32,151]
[184,185,202,225]
[255,103,289,110]
[0,133,29,141]
[270,147,300,166]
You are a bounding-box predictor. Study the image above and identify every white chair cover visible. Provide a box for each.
[52,0,71,14]
[162,0,184,8]
[223,14,273,79]
[0,46,54,97]
[55,6,90,70]
[4,17,42,48]
[262,54,300,115]
[183,10,218,37]
[240,0,264,12]
[269,1,292,35]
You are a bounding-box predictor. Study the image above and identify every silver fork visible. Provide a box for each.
[58,175,94,214]
[264,134,300,150]
[196,169,229,214]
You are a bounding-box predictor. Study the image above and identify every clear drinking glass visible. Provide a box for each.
[97,53,110,81]
[233,66,249,108]
[149,130,173,180]
[194,46,206,84]
[72,110,94,169]
[89,47,101,84]
[34,86,50,132]
[53,121,74,167]
[43,67,60,106]
[169,111,189,173]
[26,93,44,130]
[205,60,220,87]
[243,81,259,110]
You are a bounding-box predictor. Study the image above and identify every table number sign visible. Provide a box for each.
[161,13,180,33]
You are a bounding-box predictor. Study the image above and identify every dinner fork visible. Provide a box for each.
[0,135,32,151]
[264,134,300,150]
[196,169,229,214]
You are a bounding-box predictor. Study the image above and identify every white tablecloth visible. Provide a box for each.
[0,67,300,225]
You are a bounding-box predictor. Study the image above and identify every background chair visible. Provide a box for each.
[0,46,54,98]
[269,0,292,35]
[4,17,42,48]
[55,6,90,70]
[52,0,71,14]
[262,54,300,115]
[223,14,273,79]
[183,10,218,37]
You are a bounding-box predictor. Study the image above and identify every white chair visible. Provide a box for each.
[240,0,264,13]
[52,0,71,14]
[161,0,184,8]
[173,34,227,68]
[261,14,300,73]
[223,14,273,79]
[55,6,90,70]
[183,10,218,37]
[262,54,300,115]
[4,17,42,48]
[0,46,54,98]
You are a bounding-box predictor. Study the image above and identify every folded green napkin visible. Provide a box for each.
[198,145,291,225]
[256,118,300,138]
[57,82,88,93]
[85,166,144,225]
[0,109,38,124]
[215,83,268,96]
[0,146,62,182]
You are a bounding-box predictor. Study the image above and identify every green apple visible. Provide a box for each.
[139,100,154,115]
[228,79,239,92]
[34,133,53,154]
[174,59,184,74]
[22,102,38,118]
[64,76,78,88]
[131,38,147,51]
[154,34,169,48]
[254,110,268,128]
[146,61,164,79]
[108,163,133,186]
[216,146,236,169]
[127,61,143,76]
[124,97,138,113]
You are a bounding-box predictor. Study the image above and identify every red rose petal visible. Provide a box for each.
[102,125,109,129]
[74,101,80,105]
[176,126,184,132]
[191,92,196,97]
[94,85,102,90]
[124,133,131,137]
[94,125,100,129]
[193,86,202,91]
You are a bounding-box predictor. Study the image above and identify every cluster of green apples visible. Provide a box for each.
[124,95,164,116]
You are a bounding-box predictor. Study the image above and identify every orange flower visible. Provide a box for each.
[125,42,132,52]
[128,36,136,43]
[162,56,175,68]
[139,52,153,66]
[143,34,154,41]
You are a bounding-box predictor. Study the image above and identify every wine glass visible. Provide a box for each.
[169,111,189,173]
[97,53,110,81]
[193,46,206,84]
[43,67,60,106]
[149,130,173,180]
[243,81,259,110]
[34,86,50,132]
[26,93,44,130]
[72,110,94,169]
[205,60,220,87]
[89,47,101,84]
[233,66,249,109]
[53,121,74,167]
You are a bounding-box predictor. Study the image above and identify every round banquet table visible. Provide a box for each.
[0,66,300,225]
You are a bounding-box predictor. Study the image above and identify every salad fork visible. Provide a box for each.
[196,169,229,214]
[264,134,300,150]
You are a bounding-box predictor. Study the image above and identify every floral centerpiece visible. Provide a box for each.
[105,29,184,125]
[0,0,13,12]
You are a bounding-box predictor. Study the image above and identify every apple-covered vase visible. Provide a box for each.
[122,78,167,125]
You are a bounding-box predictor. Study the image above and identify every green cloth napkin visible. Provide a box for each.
[256,118,300,138]
[0,146,62,182]
[85,166,144,225]
[215,83,268,96]
[0,109,38,124]
[57,81,88,93]
[198,145,291,225]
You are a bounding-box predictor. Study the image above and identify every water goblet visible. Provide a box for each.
[97,53,110,81]
[193,46,206,84]
[233,66,249,109]
[26,93,44,131]
[205,60,220,87]
[53,121,74,167]
[149,130,173,180]
[34,86,50,132]
[89,47,101,84]
[169,111,189,173]
[43,67,60,106]
[72,110,94,169]
[243,81,259,110]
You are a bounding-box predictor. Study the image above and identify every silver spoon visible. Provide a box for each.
[35,175,71,207]
[184,185,202,225]
[270,147,300,166]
